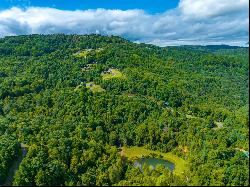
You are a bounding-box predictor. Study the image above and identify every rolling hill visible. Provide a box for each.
[0,34,249,186]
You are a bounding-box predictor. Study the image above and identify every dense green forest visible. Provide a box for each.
[0,34,249,186]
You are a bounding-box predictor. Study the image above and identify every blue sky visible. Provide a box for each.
[1,0,179,13]
[0,0,249,46]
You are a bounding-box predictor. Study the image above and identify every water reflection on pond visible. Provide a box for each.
[134,158,175,172]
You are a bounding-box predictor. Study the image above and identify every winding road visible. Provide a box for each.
[3,143,27,186]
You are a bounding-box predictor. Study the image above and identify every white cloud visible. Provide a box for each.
[179,0,248,19]
[0,0,249,46]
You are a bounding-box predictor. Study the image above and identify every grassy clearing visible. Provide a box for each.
[74,48,104,58]
[102,69,126,80]
[121,146,188,176]
[95,48,104,53]
[213,121,224,130]
[186,114,202,119]
[122,92,136,98]
[86,82,105,93]
[74,82,84,92]
[73,50,91,58]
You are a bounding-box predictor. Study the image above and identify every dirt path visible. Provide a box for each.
[3,143,27,186]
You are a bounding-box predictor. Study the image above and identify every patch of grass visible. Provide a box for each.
[20,143,29,148]
[213,121,224,130]
[95,48,104,53]
[86,82,105,93]
[74,48,104,58]
[74,82,84,92]
[73,50,91,58]
[102,69,126,80]
[122,92,136,98]
[186,114,200,119]
[121,146,188,176]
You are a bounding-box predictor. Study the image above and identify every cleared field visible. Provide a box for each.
[102,69,126,80]
[86,82,105,93]
[121,146,188,176]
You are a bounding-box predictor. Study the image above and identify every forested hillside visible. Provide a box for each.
[0,34,249,186]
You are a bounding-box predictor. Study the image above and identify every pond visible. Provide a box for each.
[134,158,175,172]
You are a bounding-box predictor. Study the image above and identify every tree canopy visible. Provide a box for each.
[0,34,248,186]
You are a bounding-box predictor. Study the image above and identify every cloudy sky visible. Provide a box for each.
[0,0,249,46]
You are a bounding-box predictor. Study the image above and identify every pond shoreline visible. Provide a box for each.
[120,146,188,176]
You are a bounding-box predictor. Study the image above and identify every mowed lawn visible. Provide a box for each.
[121,146,188,176]
[102,69,126,80]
